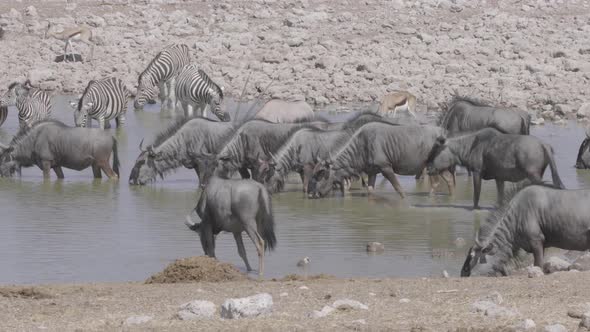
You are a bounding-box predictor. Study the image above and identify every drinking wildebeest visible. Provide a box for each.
[438,95,531,135]
[128,117,236,186]
[378,91,417,118]
[425,128,564,209]
[184,174,277,277]
[0,120,119,179]
[461,183,590,277]
[307,122,455,198]
[214,119,321,182]
[253,99,314,123]
[257,128,353,193]
[575,132,590,169]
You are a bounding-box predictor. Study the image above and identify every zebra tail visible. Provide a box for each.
[112,137,120,177]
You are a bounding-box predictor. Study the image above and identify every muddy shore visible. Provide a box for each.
[1,0,590,123]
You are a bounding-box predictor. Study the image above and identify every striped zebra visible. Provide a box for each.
[70,77,130,130]
[0,81,52,129]
[0,105,7,128]
[175,64,230,121]
[134,43,190,112]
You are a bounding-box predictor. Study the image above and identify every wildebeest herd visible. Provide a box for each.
[1,43,589,278]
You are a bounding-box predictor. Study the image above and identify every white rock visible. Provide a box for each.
[279,292,288,297]
[480,291,503,305]
[571,253,590,272]
[220,293,273,319]
[399,298,410,303]
[442,270,450,278]
[332,299,368,310]
[578,103,590,119]
[28,68,56,86]
[527,266,544,278]
[543,324,567,332]
[485,305,519,318]
[308,305,335,318]
[123,315,153,326]
[513,319,536,331]
[178,300,216,320]
[299,286,309,290]
[580,312,590,329]
[543,256,571,274]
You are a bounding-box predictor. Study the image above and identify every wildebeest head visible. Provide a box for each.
[460,236,496,277]
[128,139,163,185]
[308,159,339,198]
[426,136,457,175]
[257,156,284,193]
[0,143,17,177]
[575,134,590,169]
[195,152,217,188]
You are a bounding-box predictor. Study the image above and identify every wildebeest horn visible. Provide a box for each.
[185,215,196,228]
[139,138,146,152]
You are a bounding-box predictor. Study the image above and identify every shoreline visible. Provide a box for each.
[1,272,589,331]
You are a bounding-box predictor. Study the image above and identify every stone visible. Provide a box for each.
[543,324,567,332]
[299,286,309,290]
[333,299,368,311]
[454,237,466,248]
[554,104,572,116]
[123,315,153,326]
[513,319,536,331]
[570,253,590,272]
[24,6,38,17]
[542,256,571,274]
[366,242,385,252]
[220,293,273,319]
[480,291,503,305]
[308,305,335,318]
[580,312,590,329]
[178,300,216,320]
[485,305,519,318]
[577,103,590,119]
[445,64,462,74]
[28,68,56,85]
[442,270,450,278]
[418,33,434,45]
[399,298,410,303]
[527,266,544,278]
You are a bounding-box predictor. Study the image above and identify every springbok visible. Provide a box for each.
[45,22,94,62]
[378,91,417,118]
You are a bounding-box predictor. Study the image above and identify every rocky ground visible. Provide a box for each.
[1,0,590,122]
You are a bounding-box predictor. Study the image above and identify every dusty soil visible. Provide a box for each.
[1,271,589,331]
[1,0,590,122]
[146,256,247,283]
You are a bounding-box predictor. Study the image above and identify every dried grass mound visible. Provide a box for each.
[0,287,53,299]
[146,256,247,284]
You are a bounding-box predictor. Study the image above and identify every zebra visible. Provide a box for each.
[133,43,191,112]
[0,81,52,129]
[175,64,230,121]
[70,77,130,130]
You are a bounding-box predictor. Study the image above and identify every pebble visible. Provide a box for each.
[178,300,216,320]
[123,315,153,326]
[220,293,273,319]
[543,324,567,332]
[333,299,369,310]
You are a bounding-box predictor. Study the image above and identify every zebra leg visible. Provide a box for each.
[167,78,176,111]
[158,81,167,110]
[116,113,125,128]
[186,104,194,117]
[53,166,65,179]
[98,116,106,130]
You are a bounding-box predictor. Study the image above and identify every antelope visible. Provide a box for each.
[378,91,417,118]
[45,22,94,62]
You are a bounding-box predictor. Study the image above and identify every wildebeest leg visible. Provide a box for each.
[99,161,118,179]
[366,173,377,193]
[428,174,441,195]
[381,168,405,198]
[472,172,482,209]
[92,164,102,178]
[495,180,505,205]
[233,232,253,272]
[440,169,455,195]
[41,161,52,179]
[239,167,250,179]
[53,166,65,179]
[531,240,544,267]
[243,223,265,277]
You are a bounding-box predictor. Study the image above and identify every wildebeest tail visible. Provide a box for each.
[257,187,276,251]
[542,144,565,189]
[112,137,120,177]
[520,114,531,135]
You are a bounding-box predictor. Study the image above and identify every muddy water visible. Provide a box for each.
[0,97,589,284]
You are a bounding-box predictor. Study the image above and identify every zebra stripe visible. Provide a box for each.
[134,43,191,110]
[76,77,129,130]
[0,83,52,128]
[175,64,229,121]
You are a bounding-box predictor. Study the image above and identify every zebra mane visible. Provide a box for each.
[197,69,223,99]
[78,80,97,111]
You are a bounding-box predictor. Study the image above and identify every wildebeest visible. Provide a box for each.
[254,99,314,123]
[438,96,531,135]
[214,119,319,183]
[128,117,235,186]
[307,122,455,198]
[257,127,353,193]
[461,183,590,277]
[0,120,119,179]
[575,132,590,169]
[378,91,417,118]
[426,128,564,209]
[0,105,7,128]
[184,175,277,277]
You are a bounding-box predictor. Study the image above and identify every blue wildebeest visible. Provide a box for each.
[256,127,353,193]
[0,120,119,179]
[213,119,321,183]
[425,128,564,209]
[575,132,590,169]
[438,95,531,135]
[128,117,236,186]
[307,122,455,198]
[253,99,314,123]
[461,183,590,277]
[184,174,277,277]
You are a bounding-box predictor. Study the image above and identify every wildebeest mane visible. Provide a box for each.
[7,82,20,91]
[258,122,318,156]
[437,94,492,127]
[291,114,331,124]
[150,116,223,148]
[9,119,66,146]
